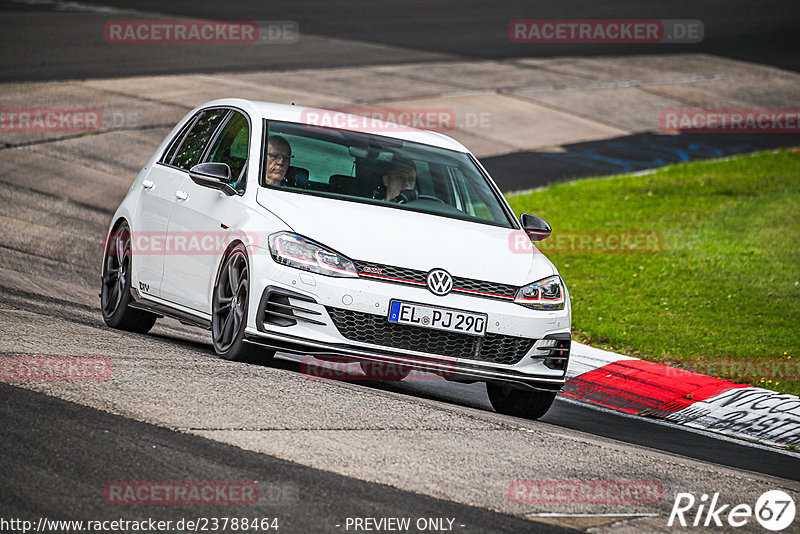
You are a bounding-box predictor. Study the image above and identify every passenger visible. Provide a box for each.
[265,135,293,186]
[383,157,417,202]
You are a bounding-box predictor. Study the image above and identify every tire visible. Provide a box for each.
[101,221,158,334]
[486,383,557,420]
[360,361,412,381]
[212,244,275,364]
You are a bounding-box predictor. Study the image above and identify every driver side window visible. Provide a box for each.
[205,112,250,191]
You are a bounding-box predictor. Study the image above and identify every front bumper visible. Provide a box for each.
[244,329,569,392]
[244,254,571,391]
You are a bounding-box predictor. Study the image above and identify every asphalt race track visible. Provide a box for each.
[1,1,799,532]
[0,383,576,533]
[483,132,800,190]
[1,0,799,81]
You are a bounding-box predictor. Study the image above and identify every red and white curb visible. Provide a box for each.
[566,343,800,449]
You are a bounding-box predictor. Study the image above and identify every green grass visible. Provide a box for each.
[505,148,800,395]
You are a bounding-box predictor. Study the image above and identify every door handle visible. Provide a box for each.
[142,179,155,190]
[175,190,188,201]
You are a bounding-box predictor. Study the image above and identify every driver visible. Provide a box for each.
[383,157,417,202]
[265,135,293,186]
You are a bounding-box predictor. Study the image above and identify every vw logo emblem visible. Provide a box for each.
[426,269,453,296]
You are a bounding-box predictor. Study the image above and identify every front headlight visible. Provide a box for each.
[514,275,565,310]
[268,232,358,278]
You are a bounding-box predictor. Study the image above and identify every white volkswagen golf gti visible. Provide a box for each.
[101,99,571,419]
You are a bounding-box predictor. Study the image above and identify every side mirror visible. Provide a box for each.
[520,213,552,241]
[189,162,237,196]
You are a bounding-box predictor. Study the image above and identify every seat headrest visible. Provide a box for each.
[284,166,309,187]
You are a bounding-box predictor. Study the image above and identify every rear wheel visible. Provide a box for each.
[100,222,157,333]
[212,245,274,363]
[486,383,557,420]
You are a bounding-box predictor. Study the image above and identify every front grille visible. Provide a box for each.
[353,260,518,301]
[356,260,425,285]
[326,307,535,365]
[454,278,518,299]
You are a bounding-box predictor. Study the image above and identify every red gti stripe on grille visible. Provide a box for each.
[360,272,426,285]
[360,272,515,299]
[453,287,514,299]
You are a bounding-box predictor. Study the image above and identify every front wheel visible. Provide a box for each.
[212,245,274,364]
[486,383,557,420]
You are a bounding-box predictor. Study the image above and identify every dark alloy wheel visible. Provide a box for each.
[100,222,157,333]
[212,245,273,363]
[486,383,557,420]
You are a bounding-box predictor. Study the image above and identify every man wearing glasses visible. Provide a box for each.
[265,135,293,186]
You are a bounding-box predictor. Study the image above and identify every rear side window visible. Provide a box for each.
[162,116,196,165]
[171,109,229,170]
[206,111,250,188]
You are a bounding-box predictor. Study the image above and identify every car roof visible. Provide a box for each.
[201,98,470,153]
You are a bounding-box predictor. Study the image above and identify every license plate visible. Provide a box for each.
[388,300,487,337]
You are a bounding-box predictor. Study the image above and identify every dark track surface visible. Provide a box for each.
[1,0,799,82]
[312,363,800,483]
[483,133,800,191]
[0,382,576,533]
[1,2,799,530]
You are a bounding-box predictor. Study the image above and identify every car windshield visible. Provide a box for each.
[262,120,514,228]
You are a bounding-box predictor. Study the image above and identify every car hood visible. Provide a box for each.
[256,189,555,286]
